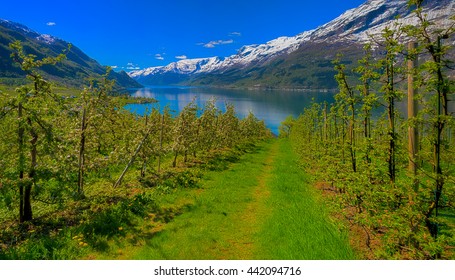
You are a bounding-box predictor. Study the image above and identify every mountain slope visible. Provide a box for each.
[0,19,142,89]
[130,0,454,89]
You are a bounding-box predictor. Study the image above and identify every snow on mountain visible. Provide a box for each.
[217,30,314,69]
[307,0,408,42]
[128,67,162,77]
[129,0,454,81]
[0,19,59,45]
[0,18,37,35]
[130,30,314,79]
[129,56,224,77]
[327,0,455,43]
[36,34,56,44]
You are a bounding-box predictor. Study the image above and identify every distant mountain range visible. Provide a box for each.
[0,19,142,90]
[1,0,452,91]
[129,0,454,89]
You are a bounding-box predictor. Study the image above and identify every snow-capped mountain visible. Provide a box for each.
[0,18,36,35]
[0,19,59,44]
[130,57,225,76]
[319,0,455,43]
[129,31,314,80]
[130,0,454,88]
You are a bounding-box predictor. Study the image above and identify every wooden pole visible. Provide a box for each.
[113,126,153,188]
[407,41,419,185]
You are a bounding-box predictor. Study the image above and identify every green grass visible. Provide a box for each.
[0,138,355,260]
[132,141,275,259]
[131,138,354,260]
[257,138,355,259]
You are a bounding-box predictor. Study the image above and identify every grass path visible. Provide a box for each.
[131,139,354,260]
[257,139,354,259]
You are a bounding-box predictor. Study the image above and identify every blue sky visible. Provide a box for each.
[0,0,365,71]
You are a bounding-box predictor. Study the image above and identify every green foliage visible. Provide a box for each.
[288,2,455,259]
[0,191,160,260]
[140,169,202,190]
[0,41,271,259]
[278,115,295,138]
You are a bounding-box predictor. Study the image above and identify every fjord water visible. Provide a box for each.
[125,86,335,135]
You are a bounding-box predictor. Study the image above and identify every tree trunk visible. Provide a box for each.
[157,114,164,173]
[140,114,148,178]
[432,36,447,220]
[77,106,87,198]
[323,103,327,140]
[323,103,328,153]
[18,102,25,223]
[407,41,419,189]
[341,112,346,164]
[362,78,372,165]
[23,117,37,221]
[334,113,338,141]
[23,183,33,221]
[386,60,396,184]
[387,95,396,183]
[141,161,147,178]
[173,151,178,168]
[349,114,356,173]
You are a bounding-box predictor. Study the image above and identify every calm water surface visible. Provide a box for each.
[125,86,335,135]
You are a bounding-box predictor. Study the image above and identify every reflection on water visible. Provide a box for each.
[124,86,335,135]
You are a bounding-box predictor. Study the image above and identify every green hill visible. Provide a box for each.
[189,41,363,90]
[0,19,142,90]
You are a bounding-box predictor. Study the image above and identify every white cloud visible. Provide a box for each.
[155,54,165,60]
[201,39,234,48]
[204,43,215,48]
[126,62,140,70]
[46,22,56,26]
[175,55,188,60]
[111,65,118,69]
[229,32,241,36]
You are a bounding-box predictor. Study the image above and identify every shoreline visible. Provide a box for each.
[129,84,338,93]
